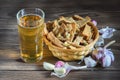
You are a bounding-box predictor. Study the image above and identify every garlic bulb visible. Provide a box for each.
[92,41,115,67]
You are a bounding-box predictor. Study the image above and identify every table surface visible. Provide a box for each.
[0,0,120,80]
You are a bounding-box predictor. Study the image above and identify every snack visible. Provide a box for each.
[44,15,99,61]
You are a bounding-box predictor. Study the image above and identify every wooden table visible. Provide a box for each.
[0,0,120,80]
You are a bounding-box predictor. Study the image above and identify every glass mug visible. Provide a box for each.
[16,8,45,63]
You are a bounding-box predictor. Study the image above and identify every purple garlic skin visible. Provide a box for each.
[101,54,112,67]
[92,48,104,60]
[55,61,65,68]
[104,49,114,62]
[92,47,115,67]
[92,20,97,26]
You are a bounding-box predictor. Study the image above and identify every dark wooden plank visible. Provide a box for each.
[0,71,120,80]
[0,47,59,70]
[0,0,119,11]
[0,0,120,79]
[1,7,120,19]
[0,9,120,30]
[1,8,120,20]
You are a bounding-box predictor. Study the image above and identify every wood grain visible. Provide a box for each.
[0,0,120,80]
[0,71,120,80]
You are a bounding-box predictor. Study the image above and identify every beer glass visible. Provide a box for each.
[16,8,45,63]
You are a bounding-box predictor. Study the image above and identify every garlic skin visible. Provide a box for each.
[92,47,104,60]
[92,47,115,67]
[101,54,112,67]
[55,61,65,68]
[43,62,55,70]
[92,20,97,26]
[54,68,66,75]
[99,27,116,38]
[95,36,104,47]
[104,49,114,62]
[84,56,97,67]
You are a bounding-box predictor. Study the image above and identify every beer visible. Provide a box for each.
[18,14,44,63]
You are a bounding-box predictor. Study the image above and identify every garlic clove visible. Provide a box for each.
[101,54,111,67]
[43,62,55,70]
[109,53,115,62]
[84,56,97,67]
[54,67,66,75]
[104,49,114,62]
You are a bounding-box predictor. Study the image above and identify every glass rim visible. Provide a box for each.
[16,8,45,29]
[16,8,45,21]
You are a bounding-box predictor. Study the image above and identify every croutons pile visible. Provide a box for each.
[44,15,95,49]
